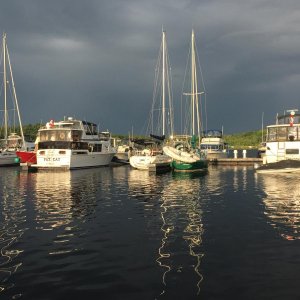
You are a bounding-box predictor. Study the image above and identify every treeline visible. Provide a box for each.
[224,130,264,149]
[0,124,145,142]
[0,124,41,141]
[1,124,264,149]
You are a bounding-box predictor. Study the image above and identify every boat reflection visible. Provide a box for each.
[157,172,206,297]
[260,173,300,240]
[127,169,164,199]
[29,169,109,255]
[0,169,25,293]
[127,169,206,297]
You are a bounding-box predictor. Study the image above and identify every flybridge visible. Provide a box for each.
[43,118,99,135]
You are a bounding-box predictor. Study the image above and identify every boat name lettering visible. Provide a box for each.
[44,157,61,162]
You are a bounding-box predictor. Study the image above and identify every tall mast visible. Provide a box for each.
[3,33,7,142]
[162,30,166,136]
[6,41,26,148]
[191,30,202,144]
[191,30,195,135]
[191,30,199,137]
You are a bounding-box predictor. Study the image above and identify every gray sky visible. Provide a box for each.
[1,0,300,135]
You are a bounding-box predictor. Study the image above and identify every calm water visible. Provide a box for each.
[0,164,300,299]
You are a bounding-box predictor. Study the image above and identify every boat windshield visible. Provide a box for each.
[39,130,82,142]
[267,125,299,141]
[202,130,222,138]
[7,134,22,148]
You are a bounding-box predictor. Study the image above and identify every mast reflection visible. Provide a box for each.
[260,174,300,240]
[157,172,206,296]
[127,169,206,296]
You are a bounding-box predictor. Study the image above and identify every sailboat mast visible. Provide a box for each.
[162,30,166,136]
[3,33,7,142]
[191,30,202,145]
[191,31,195,136]
[6,42,26,148]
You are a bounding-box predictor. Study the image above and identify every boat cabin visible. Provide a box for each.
[37,118,103,151]
[266,110,300,142]
[264,110,300,164]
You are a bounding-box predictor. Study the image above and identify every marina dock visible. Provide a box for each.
[209,157,263,166]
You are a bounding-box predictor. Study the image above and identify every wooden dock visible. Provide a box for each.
[208,158,263,166]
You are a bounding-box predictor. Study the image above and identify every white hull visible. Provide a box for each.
[256,167,300,174]
[33,149,115,169]
[129,154,171,170]
[255,159,300,174]
[205,151,228,160]
[31,118,116,170]
[113,152,129,162]
[0,152,19,166]
[200,134,229,160]
[163,146,201,163]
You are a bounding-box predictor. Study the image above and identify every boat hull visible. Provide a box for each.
[0,152,19,166]
[206,151,228,160]
[171,159,208,172]
[129,154,171,171]
[16,151,37,164]
[32,149,115,170]
[163,146,202,163]
[256,159,300,174]
[112,152,129,164]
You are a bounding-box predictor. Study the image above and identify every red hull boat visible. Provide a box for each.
[16,151,37,164]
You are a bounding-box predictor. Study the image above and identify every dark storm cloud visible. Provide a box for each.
[1,0,300,134]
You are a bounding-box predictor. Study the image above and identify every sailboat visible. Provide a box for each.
[129,30,173,171]
[163,30,208,172]
[0,33,26,166]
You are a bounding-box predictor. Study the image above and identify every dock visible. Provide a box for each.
[208,158,263,166]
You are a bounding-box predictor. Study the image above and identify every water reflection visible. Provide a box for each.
[127,169,207,297]
[30,169,108,255]
[0,169,25,294]
[260,174,300,240]
[157,172,206,297]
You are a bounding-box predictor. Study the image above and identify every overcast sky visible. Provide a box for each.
[1,0,300,135]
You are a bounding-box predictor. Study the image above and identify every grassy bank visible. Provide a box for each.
[224,130,264,149]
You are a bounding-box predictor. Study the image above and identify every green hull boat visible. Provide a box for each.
[171,159,208,172]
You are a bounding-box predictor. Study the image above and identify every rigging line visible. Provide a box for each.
[6,41,26,147]
[150,37,163,134]
[194,41,207,131]
[165,43,174,136]
[163,31,172,136]
[180,43,191,134]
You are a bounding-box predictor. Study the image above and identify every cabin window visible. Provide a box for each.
[286,149,299,154]
[38,141,88,150]
[89,144,102,152]
[277,127,287,141]
[83,122,98,135]
[71,130,82,142]
[39,130,72,142]
[288,126,298,140]
[267,128,277,141]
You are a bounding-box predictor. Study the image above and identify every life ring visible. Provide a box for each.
[59,132,65,140]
